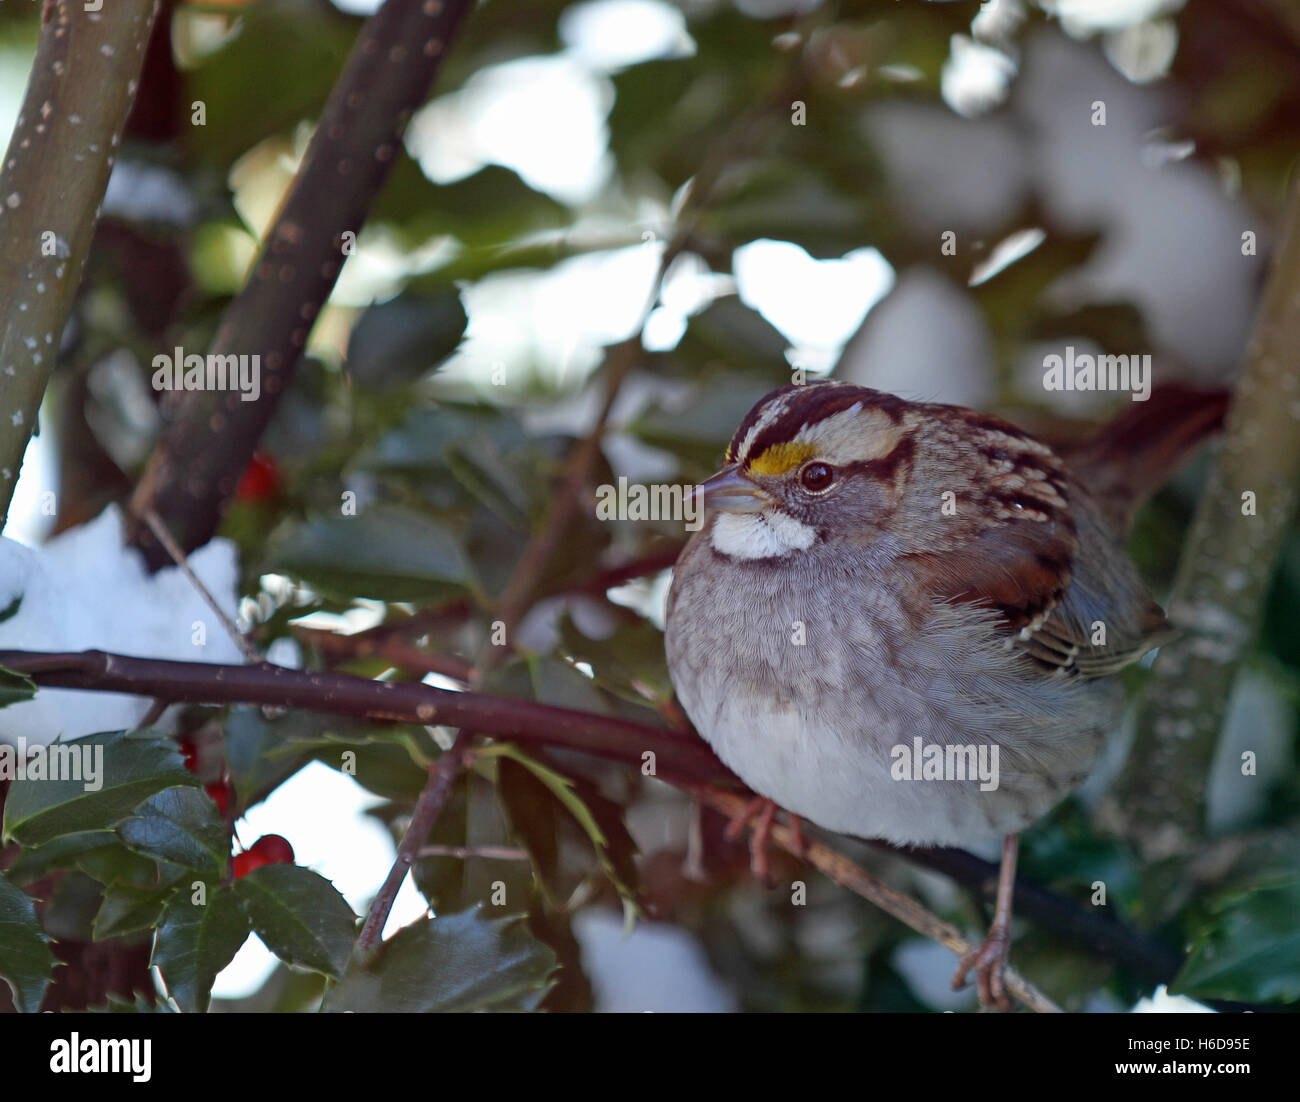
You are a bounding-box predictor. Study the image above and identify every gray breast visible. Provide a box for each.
[665,533,1120,845]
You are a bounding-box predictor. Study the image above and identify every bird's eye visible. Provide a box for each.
[799,462,835,492]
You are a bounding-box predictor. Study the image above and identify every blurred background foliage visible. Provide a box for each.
[2,0,1298,1012]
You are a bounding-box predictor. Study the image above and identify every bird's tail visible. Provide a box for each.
[1064,383,1230,533]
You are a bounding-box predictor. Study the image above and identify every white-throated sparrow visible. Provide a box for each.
[665,380,1227,1008]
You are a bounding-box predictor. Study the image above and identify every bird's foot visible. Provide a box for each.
[723,796,805,885]
[951,923,1013,1011]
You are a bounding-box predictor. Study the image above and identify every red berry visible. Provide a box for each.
[205,780,232,816]
[231,850,265,879]
[232,835,294,879]
[235,451,280,502]
[250,834,295,866]
[177,736,200,774]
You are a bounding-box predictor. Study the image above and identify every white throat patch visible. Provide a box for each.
[710,509,816,560]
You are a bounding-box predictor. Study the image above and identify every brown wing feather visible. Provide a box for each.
[904,491,1166,679]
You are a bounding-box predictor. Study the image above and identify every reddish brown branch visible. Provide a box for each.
[477,339,643,676]
[356,729,475,957]
[0,649,730,784]
[296,627,474,683]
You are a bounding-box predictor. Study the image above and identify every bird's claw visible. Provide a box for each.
[723,797,805,885]
[951,925,1013,1011]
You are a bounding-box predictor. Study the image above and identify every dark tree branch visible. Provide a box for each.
[127,0,475,567]
[0,649,731,784]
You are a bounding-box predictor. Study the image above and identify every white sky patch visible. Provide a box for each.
[1105,19,1179,84]
[644,251,734,351]
[607,568,673,630]
[574,909,736,1012]
[407,55,614,206]
[968,226,1046,287]
[733,240,894,369]
[559,0,696,71]
[330,225,460,307]
[329,0,384,14]
[942,35,1017,118]
[228,124,309,242]
[2,424,56,545]
[1130,985,1216,1013]
[437,243,666,388]
[172,9,243,67]
[0,25,37,145]
[1045,0,1184,36]
[213,760,430,1000]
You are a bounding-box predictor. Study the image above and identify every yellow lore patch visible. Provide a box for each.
[746,441,816,476]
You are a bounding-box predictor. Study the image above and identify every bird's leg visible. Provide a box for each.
[951,833,1019,1011]
[787,811,808,859]
[724,796,778,882]
[723,796,807,883]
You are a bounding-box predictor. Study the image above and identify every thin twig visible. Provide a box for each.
[477,340,641,677]
[695,787,1062,1014]
[356,729,475,958]
[141,509,260,663]
[296,626,472,683]
[477,102,739,677]
[417,844,529,861]
[307,544,679,667]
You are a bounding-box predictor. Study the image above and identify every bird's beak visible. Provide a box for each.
[692,464,768,514]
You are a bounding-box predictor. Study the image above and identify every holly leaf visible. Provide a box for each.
[93,882,172,942]
[186,3,354,166]
[375,163,568,253]
[151,884,251,1013]
[264,506,472,603]
[325,908,555,1012]
[0,666,35,707]
[117,787,230,879]
[346,291,468,391]
[479,744,639,910]
[1172,877,1300,1003]
[0,873,55,1013]
[2,830,120,885]
[498,757,562,900]
[86,992,176,1013]
[234,865,357,978]
[2,730,198,848]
